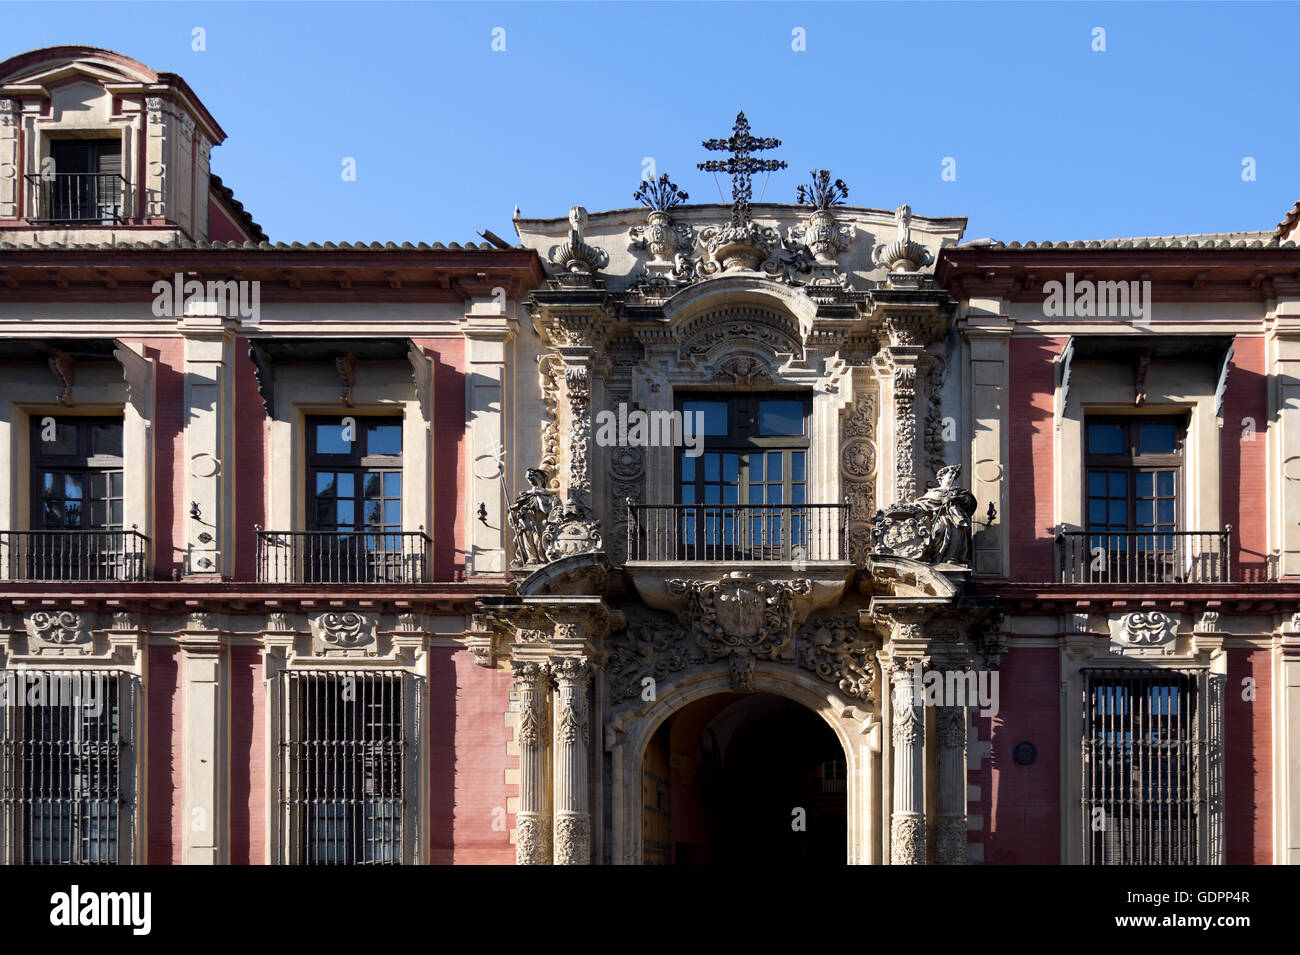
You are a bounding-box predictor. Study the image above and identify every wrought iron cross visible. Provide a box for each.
[698,111,787,227]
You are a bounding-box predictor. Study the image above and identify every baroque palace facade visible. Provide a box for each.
[0,45,1297,865]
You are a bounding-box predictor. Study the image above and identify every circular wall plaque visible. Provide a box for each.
[1012,741,1037,766]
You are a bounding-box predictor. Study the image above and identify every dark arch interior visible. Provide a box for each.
[641,692,846,865]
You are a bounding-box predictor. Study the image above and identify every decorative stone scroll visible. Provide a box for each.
[1108,611,1178,655]
[796,614,876,702]
[27,611,86,647]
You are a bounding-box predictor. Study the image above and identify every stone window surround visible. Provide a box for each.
[265,362,431,546]
[1056,357,1220,545]
[1058,626,1226,865]
[0,359,153,553]
[21,117,139,223]
[260,631,430,866]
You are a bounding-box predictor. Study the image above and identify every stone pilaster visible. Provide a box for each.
[936,704,968,864]
[512,660,552,865]
[551,655,592,865]
[179,314,238,578]
[179,618,227,864]
[889,658,926,864]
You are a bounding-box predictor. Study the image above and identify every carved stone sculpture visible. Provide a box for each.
[871,464,977,565]
[872,204,933,273]
[509,467,561,566]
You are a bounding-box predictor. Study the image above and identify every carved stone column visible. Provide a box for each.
[512,660,552,865]
[877,315,925,503]
[936,704,968,864]
[551,655,593,865]
[889,659,926,864]
[558,346,594,507]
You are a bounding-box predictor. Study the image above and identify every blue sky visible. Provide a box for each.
[4,1,1298,244]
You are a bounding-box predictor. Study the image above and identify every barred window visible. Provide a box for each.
[278,670,416,865]
[1082,669,1204,864]
[0,670,137,864]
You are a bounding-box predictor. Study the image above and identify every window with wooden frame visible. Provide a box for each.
[674,393,811,559]
[305,416,406,582]
[20,415,142,582]
[1084,416,1186,583]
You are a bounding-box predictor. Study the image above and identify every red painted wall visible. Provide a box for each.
[984,647,1060,863]
[1220,336,1269,581]
[207,198,253,244]
[148,339,186,581]
[427,646,515,864]
[233,347,267,581]
[1225,648,1272,863]
[146,645,181,864]
[1008,336,1066,581]
[228,645,266,864]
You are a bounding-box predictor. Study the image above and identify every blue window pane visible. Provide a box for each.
[1088,423,1124,454]
[1109,501,1127,524]
[1157,500,1174,524]
[1136,472,1152,496]
[1137,500,1153,525]
[364,500,382,525]
[1109,473,1126,496]
[1140,423,1176,455]
[384,500,401,524]
[681,455,695,482]
[364,473,381,498]
[767,452,782,481]
[1157,471,1174,496]
[316,472,336,496]
[705,485,720,504]
[1088,472,1107,496]
[750,454,763,482]
[758,399,805,435]
[723,484,738,504]
[723,454,738,483]
[1089,500,1106,524]
[681,484,694,504]
[767,485,782,504]
[367,422,402,455]
[64,475,83,498]
[681,401,728,436]
[792,453,805,482]
[705,454,719,483]
[336,501,354,526]
[337,473,354,498]
[315,423,349,454]
[791,484,806,504]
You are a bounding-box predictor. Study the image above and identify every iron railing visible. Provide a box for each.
[278,670,411,865]
[24,172,129,224]
[627,503,848,563]
[255,528,431,584]
[1057,529,1231,584]
[0,670,136,864]
[0,529,150,582]
[1082,669,1205,865]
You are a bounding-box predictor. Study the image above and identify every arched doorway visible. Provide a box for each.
[641,692,847,865]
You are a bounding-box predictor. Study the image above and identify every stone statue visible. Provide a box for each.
[915,465,977,565]
[509,468,560,566]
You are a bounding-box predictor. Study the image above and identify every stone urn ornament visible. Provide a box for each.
[794,169,854,264]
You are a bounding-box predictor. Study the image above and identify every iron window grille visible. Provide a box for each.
[1081,668,1222,865]
[277,669,419,865]
[0,669,137,864]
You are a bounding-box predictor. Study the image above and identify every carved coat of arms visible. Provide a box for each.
[667,571,812,663]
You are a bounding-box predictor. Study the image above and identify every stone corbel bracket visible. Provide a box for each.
[478,594,623,663]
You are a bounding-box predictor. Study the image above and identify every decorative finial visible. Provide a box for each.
[796,170,849,210]
[633,173,689,212]
[698,111,787,228]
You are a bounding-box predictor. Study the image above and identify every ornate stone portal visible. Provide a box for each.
[490,114,991,864]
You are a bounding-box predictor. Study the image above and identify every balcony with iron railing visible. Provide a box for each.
[627,503,848,564]
[0,529,150,582]
[254,528,431,584]
[23,172,129,224]
[1056,528,1232,584]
